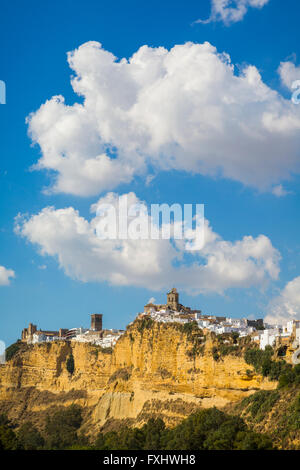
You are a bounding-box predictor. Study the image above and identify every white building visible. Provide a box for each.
[259,329,278,350]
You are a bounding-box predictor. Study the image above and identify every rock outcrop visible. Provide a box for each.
[0,319,277,434]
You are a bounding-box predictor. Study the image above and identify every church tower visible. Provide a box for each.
[167,288,179,311]
[91,314,103,331]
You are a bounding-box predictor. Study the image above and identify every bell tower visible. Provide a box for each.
[167,288,179,311]
[91,314,103,331]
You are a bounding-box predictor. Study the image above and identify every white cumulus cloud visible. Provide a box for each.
[15,192,280,295]
[27,41,300,197]
[278,60,300,90]
[196,0,270,25]
[265,276,300,324]
[0,265,15,286]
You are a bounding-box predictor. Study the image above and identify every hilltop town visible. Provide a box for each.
[2,286,299,450]
[21,314,124,349]
[21,288,300,364]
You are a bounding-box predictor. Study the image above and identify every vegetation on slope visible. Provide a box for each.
[244,345,300,385]
[5,340,25,361]
[1,322,299,450]
[232,386,300,449]
[228,347,300,449]
[66,353,75,375]
[0,406,275,450]
[0,405,86,450]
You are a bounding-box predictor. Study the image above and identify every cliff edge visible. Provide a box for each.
[0,318,276,434]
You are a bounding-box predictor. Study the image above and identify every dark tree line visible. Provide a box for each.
[0,406,274,451]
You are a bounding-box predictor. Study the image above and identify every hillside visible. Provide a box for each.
[0,317,277,437]
[226,381,300,449]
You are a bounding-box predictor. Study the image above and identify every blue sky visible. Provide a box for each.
[1,0,300,346]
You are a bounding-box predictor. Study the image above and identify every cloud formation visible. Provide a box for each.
[196,0,270,25]
[15,192,280,294]
[265,276,300,324]
[278,60,300,90]
[27,41,300,197]
[0,265,15,286]
[271,184,292,197]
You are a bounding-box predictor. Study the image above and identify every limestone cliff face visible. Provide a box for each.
[0,320,276,433]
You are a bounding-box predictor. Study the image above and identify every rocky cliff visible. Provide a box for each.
[0,318,276,435]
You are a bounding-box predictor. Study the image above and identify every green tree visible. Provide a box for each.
[44,405,82,449]
[66,353,75,375]
[17,422,44,450]
[5,341,22,361]
[235,431,273,450]
[142,418,165,450]
[0,425,19,450]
